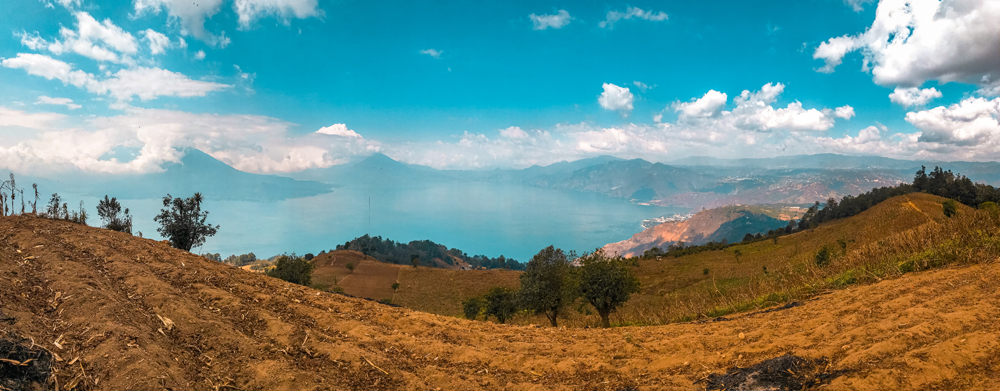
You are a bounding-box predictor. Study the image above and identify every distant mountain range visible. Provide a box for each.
[9,150,999,206]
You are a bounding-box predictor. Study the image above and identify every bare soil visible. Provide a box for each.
[1,215,998,390]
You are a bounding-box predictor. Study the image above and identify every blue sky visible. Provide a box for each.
[1,0,999,174]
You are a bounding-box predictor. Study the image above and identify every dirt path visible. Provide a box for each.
[903,195,938,224]
[1,215,998,390]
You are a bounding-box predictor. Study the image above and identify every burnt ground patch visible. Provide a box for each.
[701,353,847,391]
[0,331,54,391]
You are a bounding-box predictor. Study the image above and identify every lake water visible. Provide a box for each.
[70,183,683,262]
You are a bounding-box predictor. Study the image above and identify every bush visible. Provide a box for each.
[703,268,710,275]
[346,263,355,273]
[943,199,958,218]
[391,282,400,291]
[266,255,315,286]
[484,287,518,324]
[578,249,640,328]
[154,193,219,251]
[97,196,133,234]
[815,246,832,267]
[462,296,484,320]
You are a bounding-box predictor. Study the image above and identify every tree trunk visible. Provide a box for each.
[546,308,558,327]
[599,309,611,328]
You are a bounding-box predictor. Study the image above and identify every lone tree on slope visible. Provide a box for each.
[484,287,518,324]
[578,248,640,328]
[97,195,133,234]
[267,255,315,286]
[154,193,219,251]
[519,245,577,327]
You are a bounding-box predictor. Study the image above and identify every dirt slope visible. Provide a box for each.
[1,215,998,390]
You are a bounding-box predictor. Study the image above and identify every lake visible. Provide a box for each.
[70,182,683,262]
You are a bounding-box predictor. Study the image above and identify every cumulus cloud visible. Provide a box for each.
[1,53,230,103]
[419,49,443,59]
[132,0,321,45]
[599,6,668,29]
[46,12,139,64]
[36,96,82,110]
[907,96,1000,146]
[194,50,206,60]
[15,31,49,51]
[529,10,572,30]
[834,105,855,119]
[499,126,529,139]
[142,29,171,55]
[888,86,942,107]
[814,0,1000,88]
[316,123,360,138]
[598,83,634,114]
[674,90,727,119]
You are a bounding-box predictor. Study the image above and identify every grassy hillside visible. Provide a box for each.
[310,250,520,316]
[1,213,999,390]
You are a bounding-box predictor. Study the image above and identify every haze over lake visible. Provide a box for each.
[71,182,681,262]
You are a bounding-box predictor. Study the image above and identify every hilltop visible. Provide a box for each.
[0,212,998,390]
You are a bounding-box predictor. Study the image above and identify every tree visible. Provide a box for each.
[346,263,355,273]
[304,253,315,261]
[45,193,61,218]
[578,249,640,328]
[97,195,133,234]
[518,246,576,327]
[484,287,518,324]
[462,296,484,320]
[267,255,315,286]
[391,282,400,292]
[411,255,419,268]
[154,193,219,251]
[733,249,743,263]
[980,201,999,217]
[943,199,958,218]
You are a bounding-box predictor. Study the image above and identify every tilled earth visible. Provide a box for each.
[0,215,998,390]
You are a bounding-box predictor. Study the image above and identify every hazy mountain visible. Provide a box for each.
[71,149,333,201]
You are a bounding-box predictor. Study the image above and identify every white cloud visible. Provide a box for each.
[0,107,379,175]
[834,105,855,119]
[1,53,230,103]
[132,0,321,44]
[15,30,49,51]
[529,10,572,30]
[0,107,64,129]
[419,49,443,59]
[674,90,727,119]
[599,6,668,29]
[598,83,634,114]
[54,0,82,9]
[888,86,942,107]
[632,81,654,91]
[907,96,1000,146]
[814,0,1000,88]
[316,123,360,138]
[36,96,82,110]
[232,0,323,30]
[498,126,529,139]
[142,29,171,55]
[46,12,139,64]
[843,0,875,12]
[194,50,206,60]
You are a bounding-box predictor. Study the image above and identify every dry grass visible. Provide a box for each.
[393,267,520,316]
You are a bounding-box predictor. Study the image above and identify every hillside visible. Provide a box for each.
[310,250,520,316]
[603,205,797,258]
[1,214,999,390]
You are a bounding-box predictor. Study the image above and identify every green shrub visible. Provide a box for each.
[267,255,315,286]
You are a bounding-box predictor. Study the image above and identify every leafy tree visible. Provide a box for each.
[578,249,640,328]
[304,253,315,261]
[518,246,576,327]
[45,193,61,218]
[484,287,518,324]
[153,193,219,251]
[346,263,355,273]
[391,282,400,292]
[410,255,419,268]
[267,255,315,286]
[943,199,958,218]
[462,296,483,320]
[97,195,133,234]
